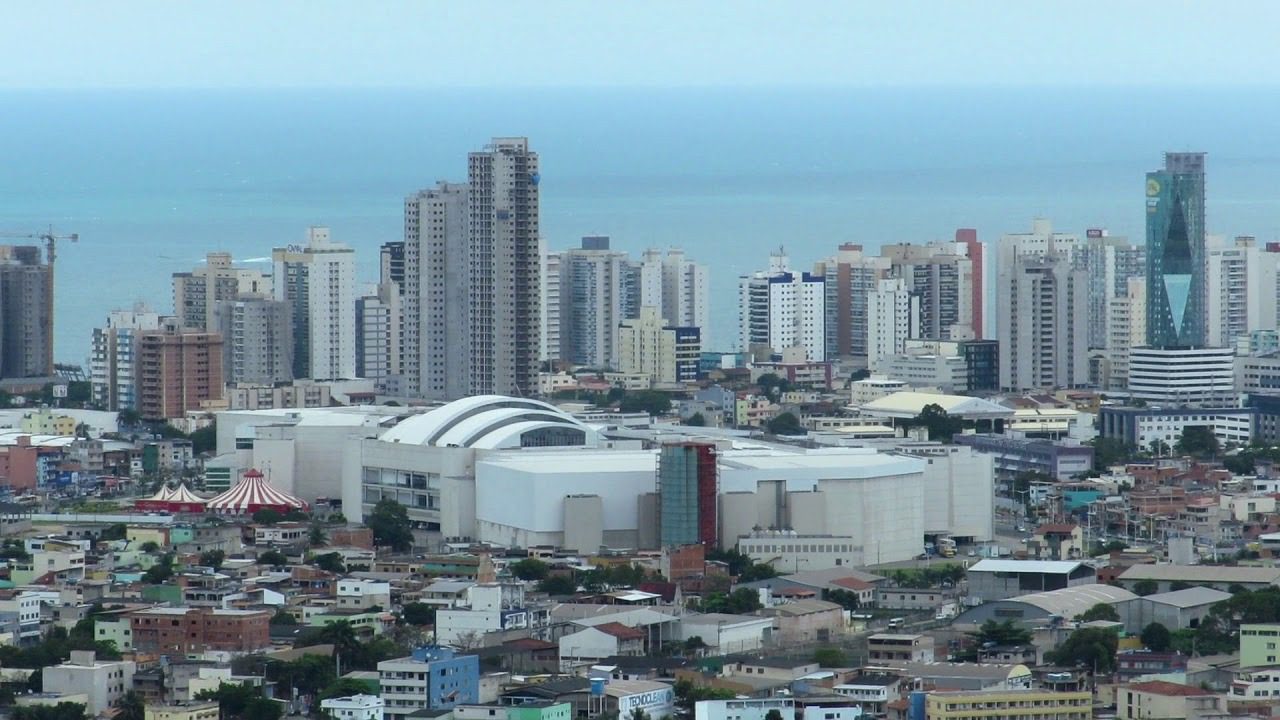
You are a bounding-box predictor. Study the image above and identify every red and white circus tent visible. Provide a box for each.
[206,469,308,515]
[135,482,208,513]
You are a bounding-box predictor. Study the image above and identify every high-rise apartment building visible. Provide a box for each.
[403,181,469,400]
[356,283,400,387]
[558,236,630,368]
[1147,152,1207,348]
[954,229,985,339]
[467,137,541,396]
[660,248,710,331]
[617,306,701,385]
[1105,277,1147,390]
[739,250,826,362]
[880,242,976,341]
[540,251,561,364]
[0,246,52,379]
[172,252,271,332]
[821,244,889,362]
[379,241,407,376]
[213,296,292,385]
[272,227,356,381]
[90,307,162,411]
[1205,235,1279,347]
[136,318,224,421]
[1080,230,1143,350]
[997,254,1089,391]
[866,278,920,371]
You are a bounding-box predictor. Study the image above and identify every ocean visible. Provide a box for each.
[3,85,1280,362]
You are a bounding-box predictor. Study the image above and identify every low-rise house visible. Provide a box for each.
[759,598,844,644]
[876,587,944,611]
[379,646,480,719]
[866,633,934,663]
[43,651,135,715]
[1114,650,1188,681]
[1027,524,1085,561]
[558,622,645,670]
[320,694,384,720]
[831,672,902,716]
[1116,680,1225,720]
[925,689,1090,720]
[679,612,774,654]
[336,579,390,611]
[144,701,220,720]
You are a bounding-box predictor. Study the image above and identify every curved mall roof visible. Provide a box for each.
[379,395,594,449]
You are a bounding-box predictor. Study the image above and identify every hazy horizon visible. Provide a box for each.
[6,2,1280,89]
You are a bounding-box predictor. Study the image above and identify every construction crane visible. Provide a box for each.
[0,228,79,375]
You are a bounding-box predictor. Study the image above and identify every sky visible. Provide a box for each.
[3,1,1280,89]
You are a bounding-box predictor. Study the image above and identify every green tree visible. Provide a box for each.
[765,710,784,720]
[366,499,413,551]
[308,526,328,548]
[401,602,437,626]
[320,678,374,701]
[1176,426,1219,458]
[269,609,297,625]
[1133,579,1159,597]
[910,403,964,442]
[1089,437,1133,471]
[1170,580,1193,592]
[100,524,127,541]
[619,391,672,416]
[266,654,336,699]
[813,647,846,668]
[1046,627,1120,673]
[1141,622,1172,652]
[115,692,144,720]
[766,412,804,435]
[537,575,576,595]
[139,541,160,553]
[968,620,1032,647]
[284,509,309,522]
[313,552,345,573]
[755,373,793,400]
[685,412,706,427]
[252,508,283,525]
[702,587,761,614]
[510,558,550,581]
[823,588,860,611]
[142,553,175,584]
[189,423,217,455]
[257,550,288,567]
[1075,603,1120,623]
[13,703,88,720]
[199,549,226,570]
[117,409,142,427]
[673,680,736,713]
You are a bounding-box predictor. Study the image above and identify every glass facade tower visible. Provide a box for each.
[1146,152,1207,348]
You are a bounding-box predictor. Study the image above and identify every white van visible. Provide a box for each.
[887,617,905,629]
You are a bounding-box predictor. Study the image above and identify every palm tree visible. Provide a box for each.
[309,525,327,548]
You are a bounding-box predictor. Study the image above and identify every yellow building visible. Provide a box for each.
[926,689,1091,720]
[126,527,169,548]
[145,702,220,720]
[20,409,76,436]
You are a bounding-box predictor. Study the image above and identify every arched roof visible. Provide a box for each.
[379,395,594,448]
[1014,584,1137,617]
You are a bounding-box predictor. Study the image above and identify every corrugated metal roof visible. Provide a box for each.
[969,559,1086,575]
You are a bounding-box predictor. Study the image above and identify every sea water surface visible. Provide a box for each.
[3,85,1280,361]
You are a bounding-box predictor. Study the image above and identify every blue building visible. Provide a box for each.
[378,646,479,718]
